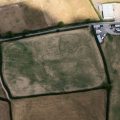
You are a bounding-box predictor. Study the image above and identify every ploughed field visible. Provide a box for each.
[11,90,106,120]
[1,28,106,97]
[101,35,120,120]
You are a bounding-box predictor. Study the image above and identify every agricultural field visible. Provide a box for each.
[0,0,100,34]
[0,4,28,34]
[1,28,106,97]
[0,0,24,6]
[0,100,10,120]
[11,90,106,120]
[27,0,100,24]
[101,35,120,120]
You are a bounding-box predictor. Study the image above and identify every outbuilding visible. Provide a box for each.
[102,4,114,20]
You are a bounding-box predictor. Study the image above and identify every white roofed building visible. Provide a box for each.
[99,3,120,21]
[102,4,114,20]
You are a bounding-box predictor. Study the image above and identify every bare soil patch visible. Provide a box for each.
[0,3,28,34]
[12,90,106,120]
[0,100,10,120]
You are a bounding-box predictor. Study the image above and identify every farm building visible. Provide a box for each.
[102,4,114,20]
[99,3,120,21]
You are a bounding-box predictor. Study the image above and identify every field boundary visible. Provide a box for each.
[0,21,119,43]
[92,26,112,120]
[0,45,12,99]
[11,86,106,100]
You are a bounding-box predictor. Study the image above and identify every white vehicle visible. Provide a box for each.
[115,28,120,32]
[97,35,103,43]
[115,24,120,28]
[96,29,102,34]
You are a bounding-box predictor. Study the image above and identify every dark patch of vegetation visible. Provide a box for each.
[1,31,14,37]
[101,81,112,91]
[90,26,95,36]
[22,29,30,36]
[113,69,118,74]
[84,19,91,23]
[108,34,113,42]
[112,106,120,120]
[57,21,65,27]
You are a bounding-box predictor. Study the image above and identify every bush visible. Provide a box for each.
[1,31,14,37]
[108,34,113,42]
[84,19,91,23]
[57,21,65,27]
[101,82,112,91]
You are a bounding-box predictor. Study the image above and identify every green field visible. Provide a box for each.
[101,35,120,120]
[1,28,106,97]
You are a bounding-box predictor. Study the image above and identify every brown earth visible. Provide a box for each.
[11,90,106,120]
[101,35,120,120]
[0,100,10,120]
[1,28,106,97]
[0,3,28,34]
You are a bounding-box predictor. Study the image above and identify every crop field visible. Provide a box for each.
[1,28,106,97]
[28,0,100,25]
[0,100,10,120]
[0,3,28,34]
[101,35,120,120]
[0,0,24,6]
[0,0,99,34]
[11,90,106,120]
